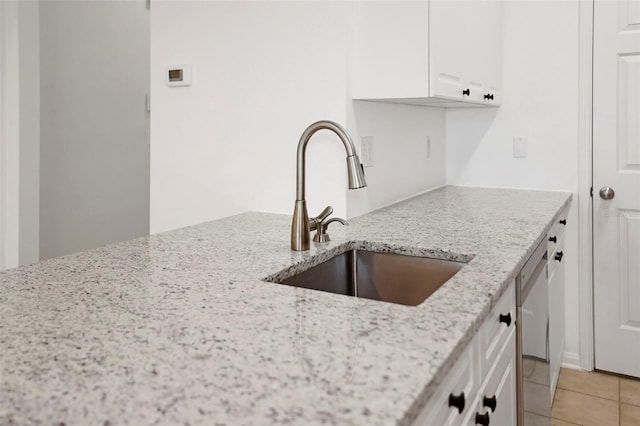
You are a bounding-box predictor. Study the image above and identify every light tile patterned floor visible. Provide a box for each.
[548,368,640,426]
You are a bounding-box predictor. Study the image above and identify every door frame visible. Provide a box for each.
[577,0,594,371]
[0,0,20,270]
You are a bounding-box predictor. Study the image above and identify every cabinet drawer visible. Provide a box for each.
[548,211,567,276]
[414,336,478,426]
[479,282,515,378]
[548,234,565,277]
[464,328,517,426]
[547,212,568,257]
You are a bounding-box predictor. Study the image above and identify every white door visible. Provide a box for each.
[39,0,150,259]
[593,0,640,378]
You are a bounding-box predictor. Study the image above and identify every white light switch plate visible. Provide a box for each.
[513,136,528,158]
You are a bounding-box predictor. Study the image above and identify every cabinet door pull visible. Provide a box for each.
[448,392,466,413]
[483,93,494,100]
[555,251,564,262]
[559,219,567,226]
[475,412,490,426]
[483,395,497,412]
[463,88,471,96]
[499,312,512,327]
[549,236,557,243]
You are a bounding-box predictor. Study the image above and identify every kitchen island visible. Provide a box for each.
[0,186,571,425]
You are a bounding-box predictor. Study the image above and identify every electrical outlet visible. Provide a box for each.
[361,136,374,168]
[513,136,528,158]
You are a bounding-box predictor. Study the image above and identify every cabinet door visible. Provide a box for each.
[486,329,517,426]
[413,338,478,426]
[429,0,472,100]
[548,253,565,400]
[480,282,515,377]
[351,1,430,100]
[477,0,503,105]
[462,328,517,426]
[430,0,503,104]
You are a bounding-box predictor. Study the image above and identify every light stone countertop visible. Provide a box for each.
[0,186,571,426]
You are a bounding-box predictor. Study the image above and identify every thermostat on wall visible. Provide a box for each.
[167,65,192,87]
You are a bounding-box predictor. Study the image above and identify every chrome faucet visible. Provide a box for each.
[291,120,367,251]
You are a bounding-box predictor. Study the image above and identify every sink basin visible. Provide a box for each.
[273,249,466,306]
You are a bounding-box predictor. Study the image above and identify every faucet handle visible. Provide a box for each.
[310,205,333,231]
[313,217,348,243]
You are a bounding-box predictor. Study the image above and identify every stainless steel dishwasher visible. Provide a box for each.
[516,238,549,426]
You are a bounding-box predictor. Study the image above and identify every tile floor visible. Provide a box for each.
[547,368,640,426]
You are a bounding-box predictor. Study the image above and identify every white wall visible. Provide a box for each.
[446,0,582,366]
[150,1,349,234]
[150,1,447,233]
[18,0,39,266]
[347,101,446,218]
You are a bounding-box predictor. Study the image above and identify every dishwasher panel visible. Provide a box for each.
[516,239,550,426]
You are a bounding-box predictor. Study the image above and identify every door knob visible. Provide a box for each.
[599,187,615,200]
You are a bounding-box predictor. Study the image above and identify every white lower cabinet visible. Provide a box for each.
[413,282,516,426]
[463,329,516,426]
[413,343,478,425]
[548,208,568,401]
[549,260,565,401]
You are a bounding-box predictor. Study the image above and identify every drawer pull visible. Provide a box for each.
[555,251,564,262]
[483,395,497,412]
[549,236,557,243]
[463,88,471,96]
[475,412,490,426]
[499,312,512,327]
[483,93,494,100]
[560,219,567,226]
[448,392,466,413]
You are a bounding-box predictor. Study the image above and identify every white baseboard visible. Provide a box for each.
[562,351,583,371]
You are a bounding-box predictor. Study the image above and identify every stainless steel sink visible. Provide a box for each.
[275,249,466,306]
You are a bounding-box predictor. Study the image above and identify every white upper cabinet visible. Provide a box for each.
[351,1,503,107]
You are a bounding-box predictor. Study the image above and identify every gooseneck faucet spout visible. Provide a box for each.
[291,120,367,251]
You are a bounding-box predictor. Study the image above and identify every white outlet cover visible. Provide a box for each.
[361,136,374,168]
[513,136,528,158]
